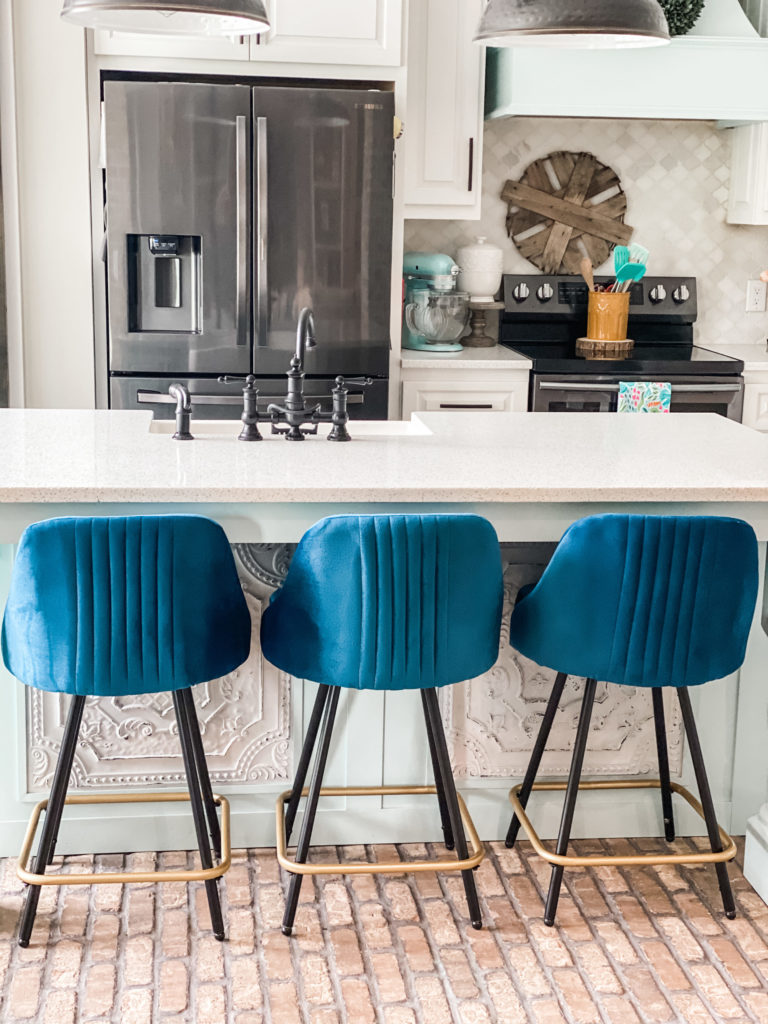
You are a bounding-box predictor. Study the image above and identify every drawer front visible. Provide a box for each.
[401,380,528,418]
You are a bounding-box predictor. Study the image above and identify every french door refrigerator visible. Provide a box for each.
[103,78,394,419]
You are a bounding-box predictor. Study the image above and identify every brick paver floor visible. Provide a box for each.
[0,837,766,1023]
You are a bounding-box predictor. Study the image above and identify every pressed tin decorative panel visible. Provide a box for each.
[26,545,681,792]
[405,117,768,348]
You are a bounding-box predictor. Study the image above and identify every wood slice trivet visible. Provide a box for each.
[502,151,634,274]
[575,337,635,359]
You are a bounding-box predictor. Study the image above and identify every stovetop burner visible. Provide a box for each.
[498,275,744,377]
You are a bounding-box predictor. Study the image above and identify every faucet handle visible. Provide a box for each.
[217,375,262,441]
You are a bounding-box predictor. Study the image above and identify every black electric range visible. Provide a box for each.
[499,275,744,419]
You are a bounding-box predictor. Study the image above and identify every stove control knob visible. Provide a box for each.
[672,284,690,304]
[512,282,530,302]
[537,283,554,303]
[649,285,666,304]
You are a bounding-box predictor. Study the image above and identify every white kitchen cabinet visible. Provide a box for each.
[400,348,530,417]
[402,379,528,416]
[250,0,402,66]
[93,30,250,60]
[741,371,768,429]
[728,123,768,225]
[403,0,485,218]
[94,0,403,66]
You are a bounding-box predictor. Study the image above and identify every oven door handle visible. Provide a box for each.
[667,383,742,393]
[537,382,742,393]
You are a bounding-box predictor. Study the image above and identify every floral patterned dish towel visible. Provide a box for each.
[617,381,672,413]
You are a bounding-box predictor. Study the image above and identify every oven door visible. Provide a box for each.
[531,375,744,421]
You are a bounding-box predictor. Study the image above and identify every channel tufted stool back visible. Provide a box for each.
[2,515,252,948]
[260,513,504,934]
[504,513,758,927]
[509,513,758,688]
[3,515,251,696]
[261,513,503,691]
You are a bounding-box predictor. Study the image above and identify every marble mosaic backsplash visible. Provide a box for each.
[404,117,768,349]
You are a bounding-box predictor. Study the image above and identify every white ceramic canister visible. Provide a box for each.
[456,237,503,302]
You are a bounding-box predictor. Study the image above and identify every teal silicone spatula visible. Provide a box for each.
[613,245,630,276]
[614,261,646,292]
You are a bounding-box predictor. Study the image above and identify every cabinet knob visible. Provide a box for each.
[672,285,690,304]
[649,285,666,304]
[512,283,530,302]
[537,283,554,302]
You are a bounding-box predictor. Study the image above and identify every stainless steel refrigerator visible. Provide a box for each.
[103,78,394,419]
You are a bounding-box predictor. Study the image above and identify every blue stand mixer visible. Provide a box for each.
[402,252,470,353]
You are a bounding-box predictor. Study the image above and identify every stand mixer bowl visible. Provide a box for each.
[405,289,470,343]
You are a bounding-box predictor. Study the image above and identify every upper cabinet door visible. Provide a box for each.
[403,0,485,218]
[250,0,403,66]
[93,31,250,60]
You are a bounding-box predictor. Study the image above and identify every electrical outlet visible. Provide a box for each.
[746,279,767,312]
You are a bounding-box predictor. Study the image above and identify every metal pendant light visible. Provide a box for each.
[474,0,670,48]
[61,0,270,36]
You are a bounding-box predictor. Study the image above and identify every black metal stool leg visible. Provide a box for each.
[652,687,676,843]
[282,686,340,936]
[19,694,85,948]
[678,687,736,919]
[423,688,483,930]
[284,684,330,844]
[506,671,568,849]
[178,687,222,860]
[173,691,225,941]
[544,677,597,927]
[421,689,454,851]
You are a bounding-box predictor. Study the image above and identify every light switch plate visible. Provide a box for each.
[746,279,767,312]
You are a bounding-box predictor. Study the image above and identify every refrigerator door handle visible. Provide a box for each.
[236,115,249,348]
[255,116,269,348]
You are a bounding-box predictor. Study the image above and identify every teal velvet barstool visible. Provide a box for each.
[505,514,758,926]
[2,515,251,947]
[260,514,504,935]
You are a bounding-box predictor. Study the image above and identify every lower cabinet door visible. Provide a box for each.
[742,373,768,431]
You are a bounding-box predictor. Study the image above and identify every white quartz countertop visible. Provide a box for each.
[400,346,532,370]
[707,344,768,371]
[1,409,768,504]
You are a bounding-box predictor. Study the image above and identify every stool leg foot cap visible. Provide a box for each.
[214,931,225,942]
[281,925,293,937]
[726,910,737,920]
[543,916,555,928]
[17,938,29,949]
[471,919,482,930]
[504,839,514,849]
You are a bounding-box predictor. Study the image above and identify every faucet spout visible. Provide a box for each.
[168,382,193,441]
[295,307,317,369]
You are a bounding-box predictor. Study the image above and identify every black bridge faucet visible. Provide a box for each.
[268,308,323,441]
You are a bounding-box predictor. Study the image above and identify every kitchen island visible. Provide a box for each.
[2,409,768,904]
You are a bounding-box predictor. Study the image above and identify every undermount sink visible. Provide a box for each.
[148,418,432,438]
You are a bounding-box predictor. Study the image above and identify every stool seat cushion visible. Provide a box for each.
[2,515,252,696]
[509,514,758,688]
[261,514,503,691]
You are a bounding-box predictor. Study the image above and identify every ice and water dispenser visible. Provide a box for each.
[127,234,202,334]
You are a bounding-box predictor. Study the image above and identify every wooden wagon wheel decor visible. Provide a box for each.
[502,151,634,275]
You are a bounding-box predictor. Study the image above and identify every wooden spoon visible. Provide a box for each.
[580,257,595,292]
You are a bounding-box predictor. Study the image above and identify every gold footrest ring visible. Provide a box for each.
[509,779,737,868]
[276,784,484,876]
[17,792,231,886]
